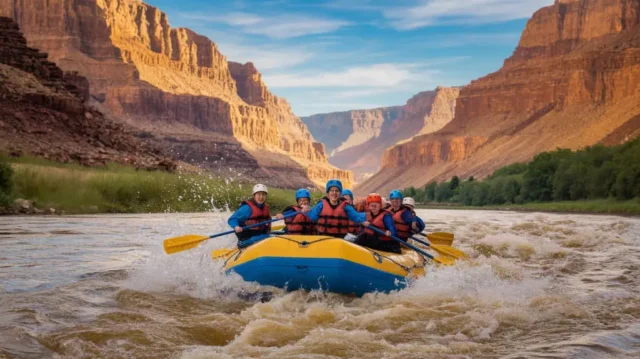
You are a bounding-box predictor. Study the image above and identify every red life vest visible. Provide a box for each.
[364,210,393,241]
[241,199,271,233]
[284,205,316,235]
[390,206,412,240]
[316,197,351,235]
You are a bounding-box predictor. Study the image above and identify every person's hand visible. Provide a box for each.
[276,213,284,220]
[362,221,370,227]
[412,222,418,231]
[234,226,243,233]
[301,205,311,213]
[385,230,391,237]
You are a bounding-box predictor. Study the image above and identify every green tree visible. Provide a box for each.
[425,182,437,202]
[450,176,460,190]
[457,181,477,205]
[522,149,572,202]
[472,182,490,206]
[0,157,14,207]
[435,181,453,202]
[467,176,474,182]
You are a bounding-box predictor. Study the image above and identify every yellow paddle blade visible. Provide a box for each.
[431,243,468,259]
[426,232,454,246]
[163,234,208,255]
[211,248,236,259]
[272,224,285,231]
[433,255,455,266]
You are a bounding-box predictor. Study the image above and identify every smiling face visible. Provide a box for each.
[253,192,267,204]
[390,198,402,210]
[327,187,341,203]
[297,197,310,206]
[343,195,353,204]
[368,202,381,214]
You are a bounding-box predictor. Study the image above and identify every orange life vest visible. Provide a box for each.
[364,210,392,241]
[316,197,351,236]
[241,199,271,234]
[284,205,316,235]
[390,206,412,240]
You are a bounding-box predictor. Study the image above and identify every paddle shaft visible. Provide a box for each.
[410,235,432,248]
[365,225,435,260]
[216,211,301,240]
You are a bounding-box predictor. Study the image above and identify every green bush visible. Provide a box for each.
[0,156,14,207]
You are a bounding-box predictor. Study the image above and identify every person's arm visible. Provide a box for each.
[401,211,414,224]
[306,202,324,222]
[415,216,425,233]
[227,204,251,228]
[383,213,397,236]
[345,204,367,223]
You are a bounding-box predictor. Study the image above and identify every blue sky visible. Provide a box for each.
[145,0,554,116]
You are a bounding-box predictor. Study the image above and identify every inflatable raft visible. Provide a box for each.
[212,234,427,296]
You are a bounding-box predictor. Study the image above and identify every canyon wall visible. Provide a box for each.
[0,0,352,189]
[0,16,174,171]
[357,0,640,194]
[303,87,459,183]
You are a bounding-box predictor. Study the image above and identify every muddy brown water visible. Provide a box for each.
[1,210,639,358]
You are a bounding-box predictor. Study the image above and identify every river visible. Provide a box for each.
[1,210,639,358]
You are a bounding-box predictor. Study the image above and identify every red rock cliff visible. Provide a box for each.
[0,0,352,189]
[303,87,459,183]
[358,0,640,194]
[0,16,174,171]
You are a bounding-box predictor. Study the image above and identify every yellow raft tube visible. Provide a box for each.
[213,234,427,296]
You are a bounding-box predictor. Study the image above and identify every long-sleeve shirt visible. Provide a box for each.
[306,200,366,223]
[227,203,267,228]
[381,212,398,237]
[395,210,426,234]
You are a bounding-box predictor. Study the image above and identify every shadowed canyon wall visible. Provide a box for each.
[303,87,459,183]
[0,0,352,189]
[357,0,640,194]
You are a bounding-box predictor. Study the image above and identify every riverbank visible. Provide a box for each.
[1,156,307,214]
[416,198,640,216]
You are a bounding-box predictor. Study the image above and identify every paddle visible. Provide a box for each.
[410,235,467,260]
[163,211,301,255]
[365,226,454,266]
[420,232,454,246]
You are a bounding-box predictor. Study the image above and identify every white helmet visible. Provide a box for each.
[402,197,416,207]
[252,183,268,195]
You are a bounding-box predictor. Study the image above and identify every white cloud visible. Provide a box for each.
[385,0,555,30]
[216,42,314,70]
[263,63,438,88]
[184,11,350,39]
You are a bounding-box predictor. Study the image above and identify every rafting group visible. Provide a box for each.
[227,179,425,254]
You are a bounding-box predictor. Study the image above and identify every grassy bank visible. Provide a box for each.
[2,155,315,214]
[417,198,640,215]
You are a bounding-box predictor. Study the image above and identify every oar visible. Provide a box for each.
[365,226,454,266]
[410,235,467,260]
[420,232,454,246]
[163,211,300,255]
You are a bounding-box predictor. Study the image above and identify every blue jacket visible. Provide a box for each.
[381,212,398,237]
[227,202,267,228]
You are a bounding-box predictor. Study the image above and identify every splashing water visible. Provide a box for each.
[0,210,638,358]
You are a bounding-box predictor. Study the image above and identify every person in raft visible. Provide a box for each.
[353,193,401,253]
[387,190,425,242]
[281,189,317,235]
[228,183,274,241]
[340,189,361,235]
[303,179,366,237]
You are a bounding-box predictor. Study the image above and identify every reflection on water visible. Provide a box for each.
[0,210,639,358]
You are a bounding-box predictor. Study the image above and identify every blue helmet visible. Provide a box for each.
[342,189,354,198]
[389,190,403,200]
[295,188,311,200]
[325,179,343,194]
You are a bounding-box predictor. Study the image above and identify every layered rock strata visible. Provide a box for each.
[0,0,352,188]
[357,0,640,193]
[303,87,459,183]
[0,16,175,171]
